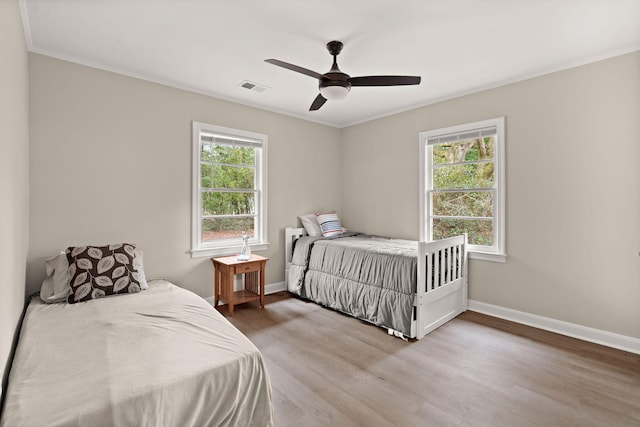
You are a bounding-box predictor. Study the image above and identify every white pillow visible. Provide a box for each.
[133,249,148,290]
[298,214,323,237]
[39,248,149,304]
[40,252,71,303]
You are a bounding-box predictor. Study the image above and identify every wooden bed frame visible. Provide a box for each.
[285,227,468,339]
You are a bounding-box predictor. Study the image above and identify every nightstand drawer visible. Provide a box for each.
[236,262,260,274]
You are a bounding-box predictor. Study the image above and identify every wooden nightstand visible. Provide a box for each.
[211,254,268,316]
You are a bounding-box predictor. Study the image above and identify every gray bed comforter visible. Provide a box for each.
[288,233,418,336]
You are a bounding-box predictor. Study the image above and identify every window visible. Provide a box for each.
[191,122,268,257]
[419,117,505,262]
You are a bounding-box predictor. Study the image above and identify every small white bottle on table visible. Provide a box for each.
[237,233,251,261]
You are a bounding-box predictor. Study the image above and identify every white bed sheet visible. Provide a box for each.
[0,280,273,427]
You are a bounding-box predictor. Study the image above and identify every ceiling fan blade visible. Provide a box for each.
[265,59,325,80]
[349,75,421,86]
[309,94,327,111]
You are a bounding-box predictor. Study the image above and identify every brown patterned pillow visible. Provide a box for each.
[66,243,142,304]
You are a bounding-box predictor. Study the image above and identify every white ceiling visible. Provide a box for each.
[21,0,640,128]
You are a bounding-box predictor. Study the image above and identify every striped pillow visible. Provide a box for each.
[316,212,346,237]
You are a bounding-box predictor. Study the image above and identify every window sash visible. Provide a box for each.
[199,147,261,242]
[427,144,497,251]
[428,187,497,245]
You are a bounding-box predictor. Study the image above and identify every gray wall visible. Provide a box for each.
[28,53,342,299]
[0,0,30,400]
[341,51,640,339]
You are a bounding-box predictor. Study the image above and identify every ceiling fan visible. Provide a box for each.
[265,40,421,111]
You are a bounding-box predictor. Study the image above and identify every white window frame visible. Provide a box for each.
[191,121,268,258]
[419,117,506,263]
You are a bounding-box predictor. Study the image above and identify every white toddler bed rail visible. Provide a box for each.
[285,228,468,339]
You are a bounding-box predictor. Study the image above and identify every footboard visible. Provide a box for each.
[415,234,468,339]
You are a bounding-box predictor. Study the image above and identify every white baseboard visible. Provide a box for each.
[204,281,286,306]
[468,299,640,355]
[265,281,286,294]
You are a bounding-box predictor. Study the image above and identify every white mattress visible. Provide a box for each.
[0,280,273,427]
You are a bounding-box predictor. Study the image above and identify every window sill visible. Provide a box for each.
[191,243,269,259]
[469,251,507,263]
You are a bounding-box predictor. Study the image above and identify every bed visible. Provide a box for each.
[286,227,468,339]
[0,279,274,427]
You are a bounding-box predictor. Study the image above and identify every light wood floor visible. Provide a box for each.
[223,293,640,427]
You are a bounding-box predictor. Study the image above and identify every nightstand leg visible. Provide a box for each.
[227,272,234,316]
[214,268,220,307]
[260,264,265,309]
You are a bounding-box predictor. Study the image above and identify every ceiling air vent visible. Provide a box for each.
[238,80,269,93]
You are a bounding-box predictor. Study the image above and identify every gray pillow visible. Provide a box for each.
[298,213,323,236]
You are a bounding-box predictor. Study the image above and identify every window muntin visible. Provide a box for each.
[192,122,267,257]
[420,117,505,261]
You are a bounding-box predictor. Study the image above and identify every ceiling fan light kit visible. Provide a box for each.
[319,83,350,100]
[265,40,421,111]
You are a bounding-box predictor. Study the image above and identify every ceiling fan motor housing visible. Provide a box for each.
[320,72,351,90]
